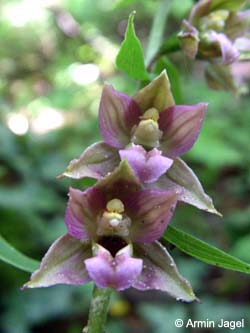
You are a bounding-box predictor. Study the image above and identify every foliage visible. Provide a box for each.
[116,11,149,80]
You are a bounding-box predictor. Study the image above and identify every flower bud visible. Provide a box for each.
[178,20,200,59]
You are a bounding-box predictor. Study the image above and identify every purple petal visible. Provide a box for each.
[23,234,92,288]
[133,241,197,302]
[124,189,177,243]
[58,142,120,179]
[151,158,221,215]
[119,145,173,183]
[65,187,106,239]
[85,244,143,291]
[95,159,142,200]
[133,70,175,112]
[159,103,207,158]
[209,31,240,64]
[99,84,141,148]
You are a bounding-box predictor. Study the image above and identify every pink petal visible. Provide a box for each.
[119,145,173,183]
[85,244,143,291]
[152,158,221,215]
[209,31,240,64]
[124,189,177,243]
[99,85,141,148]
[65,187,106,239]
[23,234,92,288]
[133,241,197,302]
[159,103,207,158]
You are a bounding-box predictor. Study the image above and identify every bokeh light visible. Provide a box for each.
[7,113,29,135]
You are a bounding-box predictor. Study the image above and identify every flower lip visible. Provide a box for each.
[98,235,128,257]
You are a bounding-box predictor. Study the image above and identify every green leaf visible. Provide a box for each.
[116,12,149,81]
[164,226,250,274]
[159,34,181,55]
[0,235,39,272]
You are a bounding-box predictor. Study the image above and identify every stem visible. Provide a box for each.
[145,0,172,67]
[85,285,112,333]
[147,34,181,72]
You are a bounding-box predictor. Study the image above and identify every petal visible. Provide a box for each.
[133,70,175,112]
[119,145,173,183]
[190,0,245,24]
[23,234,92,288]
[159,103,207,158]
[234,37,250,60]
[133,241,197,302]
[58,142,120,180]
[95,159,142,200]
[189,0,211,24]
[124,189,178,243]
[209,0,245,12]
[226,10,250,40]
[99,84,141,148]
[153,158,221,215]
[66,187,106,239]
[205,63,239,93]
[85,244,143,291]
[209,31,239,64]
[178,20,200,59]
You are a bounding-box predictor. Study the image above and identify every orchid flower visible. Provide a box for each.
[178,0,250,93]
[24,161,196,301]
[60,71,219,215]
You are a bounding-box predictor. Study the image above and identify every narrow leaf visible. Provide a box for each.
[164,226,250,274]
[116,11,149,80]
[0,235,39,272]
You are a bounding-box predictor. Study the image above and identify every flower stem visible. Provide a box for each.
[85,285,112,333]
[145,0,172,67]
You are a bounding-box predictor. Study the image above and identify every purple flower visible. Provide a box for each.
[63,71,207,180]
[99,83,207,158]
[94,76,206,184]
[59,71,219,215]
[178,0,250,93]
[119,144,173,184]
[24,161,196,301]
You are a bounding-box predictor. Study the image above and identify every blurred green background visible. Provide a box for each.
[0,0,249,332]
